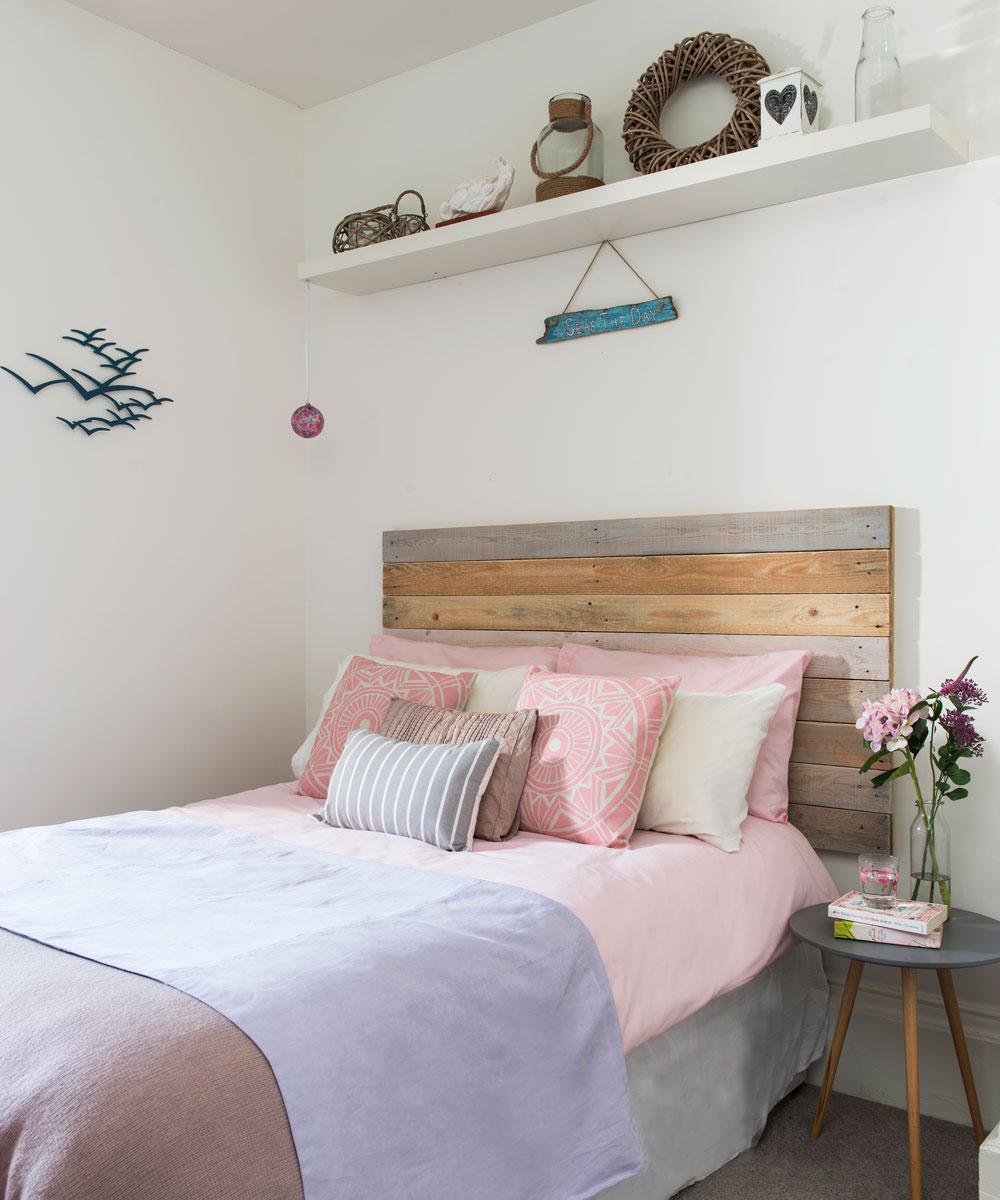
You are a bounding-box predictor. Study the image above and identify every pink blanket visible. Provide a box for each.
[181,784,836,1054]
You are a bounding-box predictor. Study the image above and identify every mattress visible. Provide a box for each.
[181,782,837,1053]
[1,786,836,1199]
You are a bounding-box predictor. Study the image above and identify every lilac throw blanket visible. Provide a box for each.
[0,811,641,1200]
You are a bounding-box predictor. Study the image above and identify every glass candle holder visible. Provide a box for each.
[531,93,604,202]
[858,853,899,909]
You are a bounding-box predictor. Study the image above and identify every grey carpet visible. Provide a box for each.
[677,1084,979,1199]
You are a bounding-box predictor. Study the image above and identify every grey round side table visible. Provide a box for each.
[789,904,1000,1200]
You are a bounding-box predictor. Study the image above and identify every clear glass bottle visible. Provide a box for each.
[531,93,604,202]
[909,805,951,910]
[855,6,902,120]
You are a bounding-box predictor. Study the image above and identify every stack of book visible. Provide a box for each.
[828,891,948,948]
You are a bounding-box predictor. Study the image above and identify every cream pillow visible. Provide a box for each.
[291,655,527,778]
[636,684,787,852]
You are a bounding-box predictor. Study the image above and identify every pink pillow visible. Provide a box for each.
[371,634,560,672]
[556,644,811,823]
[299,656,476,800]
[515,666,679,848]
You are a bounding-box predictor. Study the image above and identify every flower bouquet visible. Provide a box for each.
[856,658,987,909]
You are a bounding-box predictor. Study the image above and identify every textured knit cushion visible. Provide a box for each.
[636,685,787,851]
[298,657,475,800]
[323,730,501,851]
[515,667,679,848]
[379,699,538,841]
[556,643,811,823]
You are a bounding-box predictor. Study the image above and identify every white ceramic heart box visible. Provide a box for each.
[758,69,822,139]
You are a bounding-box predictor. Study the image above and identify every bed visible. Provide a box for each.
[0,504,894,1200]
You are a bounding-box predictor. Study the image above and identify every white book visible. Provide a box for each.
[827,891,948,935]
[833,919,942,948]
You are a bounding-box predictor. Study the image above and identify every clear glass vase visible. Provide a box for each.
[531,93,604,202]
[855,6,902,120]
[909,805,951,911]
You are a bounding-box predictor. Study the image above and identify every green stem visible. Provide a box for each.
[906,749,951,909]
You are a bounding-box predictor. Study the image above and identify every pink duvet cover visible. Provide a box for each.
[179,784,836,1054]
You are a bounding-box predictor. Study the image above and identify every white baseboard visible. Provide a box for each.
[810,963,1000,1128]
[848,973,1000,1047]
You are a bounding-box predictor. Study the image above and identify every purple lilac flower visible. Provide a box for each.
[940,709,985,756]
[938,675,988,708]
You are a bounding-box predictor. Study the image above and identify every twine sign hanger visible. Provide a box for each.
[536,240,678,345]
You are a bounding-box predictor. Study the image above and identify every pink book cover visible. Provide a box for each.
[827,891,948,935]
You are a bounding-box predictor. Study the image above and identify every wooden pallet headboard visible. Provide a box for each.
[382,506,893,856]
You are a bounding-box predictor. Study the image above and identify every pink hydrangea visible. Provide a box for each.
[855,687,923,753]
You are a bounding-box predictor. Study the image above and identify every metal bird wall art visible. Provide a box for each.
[2,327,173,435]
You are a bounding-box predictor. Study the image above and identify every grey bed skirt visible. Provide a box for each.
[600,942,829,1200]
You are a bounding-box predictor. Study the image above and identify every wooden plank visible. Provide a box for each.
[888,505,896,696]
[380,628,567,650]
[788,763,892,813]
[383,593,890,638]
[798,678,887,723]
[384,549,891,597]
[792,720,888,768]
[383,506,891,563]
[787,804,891,854]
[380,629,891,679]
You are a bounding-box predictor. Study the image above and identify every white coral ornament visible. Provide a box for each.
[439,157,515,222]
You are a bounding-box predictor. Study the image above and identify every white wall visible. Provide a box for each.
[0,0,306,829]
[302,0,1000,1124]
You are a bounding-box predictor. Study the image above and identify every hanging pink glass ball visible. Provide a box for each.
[291,403,324,438]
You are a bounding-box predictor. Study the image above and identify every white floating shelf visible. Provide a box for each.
[300,106,967,296]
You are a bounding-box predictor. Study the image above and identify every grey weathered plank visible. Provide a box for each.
[787,804,891,854]
[383,549,892,596]
[788,763,892,813]
[798,678,888,723]
[383,506,892,563]
[380,628,567,651]
[791,720,887,769]
[383,593,890,638]
[379,628,892,680]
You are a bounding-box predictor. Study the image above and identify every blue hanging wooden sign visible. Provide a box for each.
[537,239,678,346]
[537,296,677,344]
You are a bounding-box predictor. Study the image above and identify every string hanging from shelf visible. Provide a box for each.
[291,281,325,438]
[536,240,678,345]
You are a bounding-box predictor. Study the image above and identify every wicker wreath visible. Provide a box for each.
[623,32,770,174]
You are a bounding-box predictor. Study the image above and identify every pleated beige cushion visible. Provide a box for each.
[379,699,538,841]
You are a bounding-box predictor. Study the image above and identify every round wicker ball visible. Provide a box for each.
[623,32,770,174]
[332,207,395,254]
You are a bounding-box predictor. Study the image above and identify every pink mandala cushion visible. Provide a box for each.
[516,667,679,848]
[298,656,476,800]
[556,643,811,822]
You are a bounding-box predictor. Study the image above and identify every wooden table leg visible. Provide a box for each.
[901,967,921,1200]
[937,968,987,1143]
[811,958,864,1138]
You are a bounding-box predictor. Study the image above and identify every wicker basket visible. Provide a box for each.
[391,190,429,238]
[332,190,429,254]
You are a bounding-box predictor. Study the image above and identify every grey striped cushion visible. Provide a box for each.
[322,730,501,852]
[378,699,538,841]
